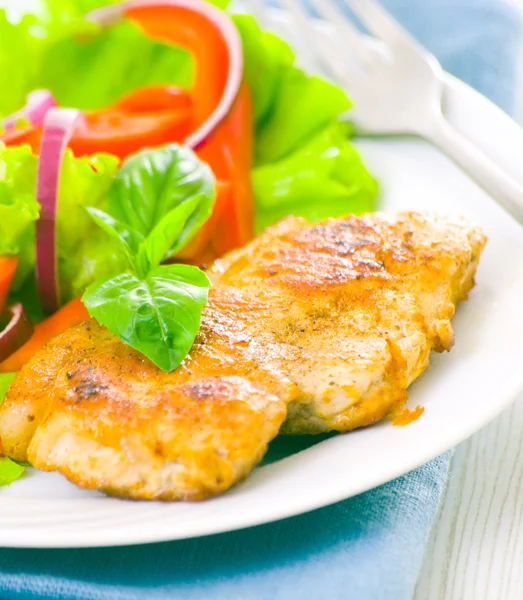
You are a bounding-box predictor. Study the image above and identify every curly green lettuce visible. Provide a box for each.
[0,142,126,302]
[56,150,127,300]
[234,15,378,228]
[0,143,39,288]
[253,124,379,231]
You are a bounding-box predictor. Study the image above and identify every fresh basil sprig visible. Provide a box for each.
[82,144,215,372]
[107,143,215,252]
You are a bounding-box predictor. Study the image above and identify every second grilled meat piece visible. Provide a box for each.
[209,211,486,433]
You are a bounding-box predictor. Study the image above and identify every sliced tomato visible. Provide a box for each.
[1,126,41,153]
[2,88,194,159]
[70,108,192,159]
[114,85,191,113]
[69,86,193,159]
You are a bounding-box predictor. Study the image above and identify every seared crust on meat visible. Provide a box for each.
[0,317,289,501]
[210,211,485,433]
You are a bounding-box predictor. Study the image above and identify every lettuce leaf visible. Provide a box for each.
[0,0,232,115]
[253,124,379,231]
[39,20,192,111]
[0,372,16,404]
[234,15,378,227]
[0,144,126,303]
[0,143,40,289]
[234,15,352,164]
[0,5,191,117]
[0,12,45,117]
[232,15,295,127]
[56,150,127,300]
[0,143,39,255]
[0,458,25,487]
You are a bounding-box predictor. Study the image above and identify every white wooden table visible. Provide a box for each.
[415,392,523,599]
[415,20,523,595]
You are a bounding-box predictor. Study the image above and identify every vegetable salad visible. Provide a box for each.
[0,0,378,484]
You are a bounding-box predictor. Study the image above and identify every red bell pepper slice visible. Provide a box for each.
[126,3,233,144]
[198,84,255,257]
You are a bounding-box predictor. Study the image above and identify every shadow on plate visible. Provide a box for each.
[261,433,337,465]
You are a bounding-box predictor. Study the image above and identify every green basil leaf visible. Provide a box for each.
[136,194,207,274]
[83,264,210,372]
[106,144,215,256]
[86,207,144,272]
[0,458,25,487]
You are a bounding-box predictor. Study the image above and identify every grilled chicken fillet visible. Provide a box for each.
[0,212,486,500]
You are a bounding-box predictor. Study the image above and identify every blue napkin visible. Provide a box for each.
[0,1,521,599]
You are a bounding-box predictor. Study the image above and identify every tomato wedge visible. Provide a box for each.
[1,126,41,153]
[114,85,191,113]
[69,86,193,159]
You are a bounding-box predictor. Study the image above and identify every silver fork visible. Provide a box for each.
[261,0,523,224]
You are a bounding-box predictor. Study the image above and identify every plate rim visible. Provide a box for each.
[2,73,523,548]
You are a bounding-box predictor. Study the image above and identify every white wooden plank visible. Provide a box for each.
[415,392,523,599]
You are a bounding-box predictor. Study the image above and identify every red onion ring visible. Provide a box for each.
[87,0,243,149]
[35,108,85,314]
[0,303,33,363]
[3,90,57,131]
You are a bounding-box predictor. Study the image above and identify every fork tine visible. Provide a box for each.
[247,0,273,28]
[342,0,416,47]
[311,0,373,65]
[278,0,324,71]
[310,23,365,90]
[277,0,366,87]
[255,0,363,90]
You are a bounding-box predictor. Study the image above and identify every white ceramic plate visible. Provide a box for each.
[2,13,523,548]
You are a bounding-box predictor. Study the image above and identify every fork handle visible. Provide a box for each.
[425,114,523,225]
